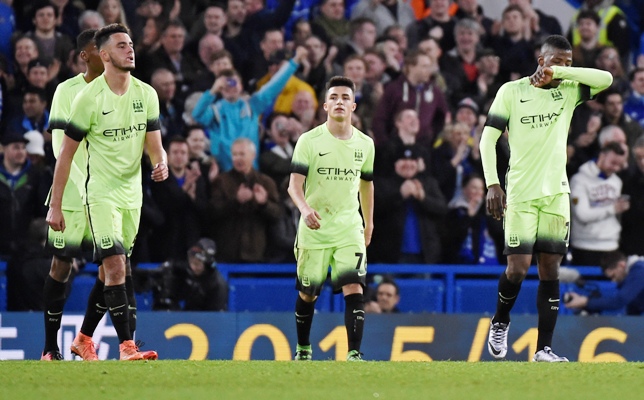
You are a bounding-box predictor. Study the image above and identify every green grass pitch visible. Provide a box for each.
[0,361,642,400]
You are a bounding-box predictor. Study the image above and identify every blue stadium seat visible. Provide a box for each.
[228,278,331,312]
[64,275,96,312]
[135,291,154,311]
[454,279,540,314]
[0,276,6,311]
[396,279,444,313]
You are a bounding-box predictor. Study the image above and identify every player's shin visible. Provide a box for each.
[344,293,365,352]
[80,277,106,337]
[103,284,131,342]
[536,280,560,350]
[295,295,316,346]
[43,276,68,352]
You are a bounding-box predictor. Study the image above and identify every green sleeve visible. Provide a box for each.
[290,133,310,176]
[66,90,93,142]
[480,126,502,188]
[361,137,375,182]
[551,66,613,97]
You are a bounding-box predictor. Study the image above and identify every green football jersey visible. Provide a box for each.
[48,73,89,211]
[66,75,160,208]
[290,123,375,249]
[484,75,589,204]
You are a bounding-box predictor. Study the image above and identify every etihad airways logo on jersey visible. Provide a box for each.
[520,107,563,128]
[103,123,146,141]
[317,167,360,181]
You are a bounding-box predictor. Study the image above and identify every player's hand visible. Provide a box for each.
[46,207,66,232]
[151,162,168,181]
[302,207,321,230]
[530,65,554,87]
[486,184,506,220]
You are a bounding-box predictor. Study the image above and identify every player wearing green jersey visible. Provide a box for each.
[480,35,612,362]
[288,76,375,361]
[47,24,168,361]
[41,29,104,361]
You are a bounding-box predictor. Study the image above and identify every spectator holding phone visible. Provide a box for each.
[564,251,644,316]
[192,47,308,172]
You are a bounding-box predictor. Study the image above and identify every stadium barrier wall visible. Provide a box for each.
[0,312,642,361]
[0,263,618,314]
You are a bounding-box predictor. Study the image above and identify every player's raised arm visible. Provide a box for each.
[47,135,81,232]
[145,130,168,182]
[533,66,613,97]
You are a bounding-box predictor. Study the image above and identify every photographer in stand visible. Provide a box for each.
[564,251,644,316]
[150,238,228,311]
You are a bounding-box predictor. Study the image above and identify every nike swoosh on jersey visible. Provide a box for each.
[520,99,532,103]
[102,110,115,115]
[319,152,331,156]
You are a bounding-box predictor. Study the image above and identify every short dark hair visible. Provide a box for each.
[77,29,98,51]
[502,4,524,17]
[184,124,205,136]
[211,49,233,65]
[32,1,58,19]
[600,251,626,272]
[595,86,622,105]
[577,10,601,26]
[95,23,130,50]
[601,141,626,156]
[379,276,399,295]
[542,34,572,52]
[162,19,186,34]
[628,67,644,82]
[24,85,47,102]
[167,135,188,148]
[349,17,375,38]
[325,76,356,94]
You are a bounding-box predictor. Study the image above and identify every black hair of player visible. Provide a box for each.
[94,23,131,50]
[325,76,356,95]
[76,29,98,51]
[542,35,572,52]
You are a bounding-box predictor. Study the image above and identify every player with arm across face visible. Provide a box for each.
[46,24,168,361]
[480,34,612,362]
[288,76,375,361]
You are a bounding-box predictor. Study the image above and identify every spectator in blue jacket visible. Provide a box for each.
[564,251,644,316]
[192,46,308,172]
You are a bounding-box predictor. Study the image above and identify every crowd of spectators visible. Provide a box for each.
[2,0,644,282]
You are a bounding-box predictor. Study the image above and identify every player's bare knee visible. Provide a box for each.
[342,283,363,296]
[50,256,73,282]
[299,291,317,303]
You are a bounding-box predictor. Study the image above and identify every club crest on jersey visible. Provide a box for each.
[508,234,520,247]
[100,235,113,249]
[53,234,65,249]
[354,149,363,162]
[551,90,563,101]
[133,99,144,113]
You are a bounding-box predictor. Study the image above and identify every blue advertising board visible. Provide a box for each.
[0,312,641,361]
